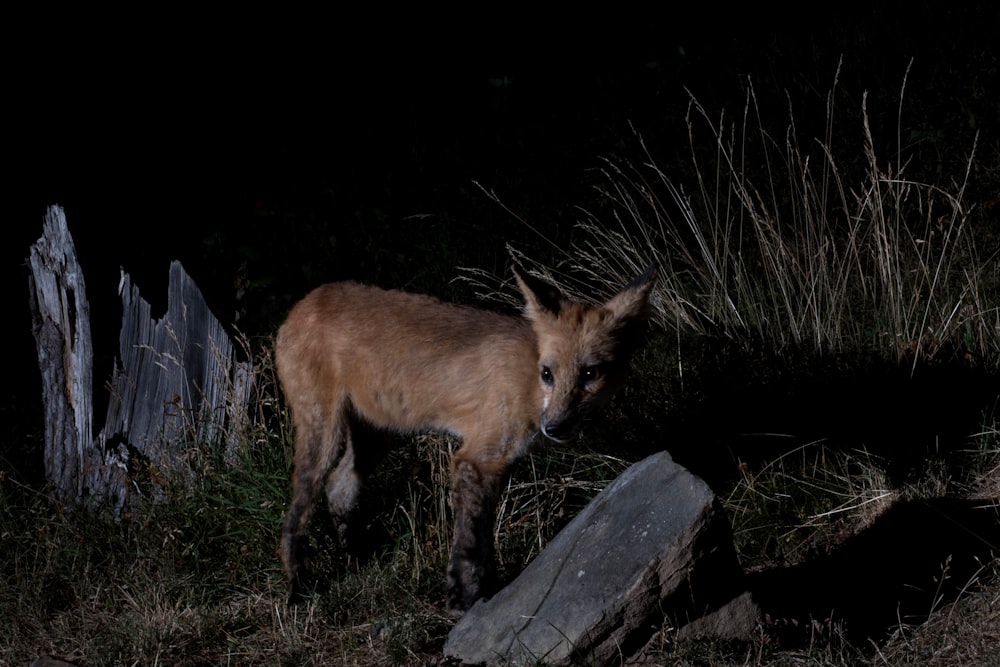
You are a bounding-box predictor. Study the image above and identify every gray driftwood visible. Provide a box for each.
[28,205,96,507]
[29,205,252,517]
[443,451,754,666]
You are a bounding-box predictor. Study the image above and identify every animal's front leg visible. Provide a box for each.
[447,453,507,614]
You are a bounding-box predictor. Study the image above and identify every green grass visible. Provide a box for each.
[0,419,635,665]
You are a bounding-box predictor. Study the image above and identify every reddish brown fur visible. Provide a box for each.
[275,265,656,613]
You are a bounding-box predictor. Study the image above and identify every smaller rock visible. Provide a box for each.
[676,590,760,641]
[31,657,77,667]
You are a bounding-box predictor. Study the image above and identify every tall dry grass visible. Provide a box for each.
[491,63,995,370]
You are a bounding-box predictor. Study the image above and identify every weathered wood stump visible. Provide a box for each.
[28,205,252,517]
[28,205,96,507]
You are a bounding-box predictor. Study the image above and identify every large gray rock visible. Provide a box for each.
[444,451,750,665]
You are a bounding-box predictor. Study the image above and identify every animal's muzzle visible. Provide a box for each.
[541,418,579,443]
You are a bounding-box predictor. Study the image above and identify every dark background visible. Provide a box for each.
[6,5,999,479]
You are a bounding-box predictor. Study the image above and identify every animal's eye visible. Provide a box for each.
[580,366,600,383]
[540,366,554,385]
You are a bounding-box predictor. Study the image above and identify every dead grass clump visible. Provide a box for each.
[492,61,995,368]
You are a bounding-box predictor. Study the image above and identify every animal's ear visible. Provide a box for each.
[604,262,658,322]
[512,264,566,317]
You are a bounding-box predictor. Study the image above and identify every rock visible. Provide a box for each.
[676,590,760,641]
[444,451,750,665]
[30,658,77,667]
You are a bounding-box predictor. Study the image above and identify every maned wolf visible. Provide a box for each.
[275,263,657,613]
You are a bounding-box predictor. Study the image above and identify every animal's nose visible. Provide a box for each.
[542,420,576,443]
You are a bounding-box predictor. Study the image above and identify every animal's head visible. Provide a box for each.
[513,263,657,443]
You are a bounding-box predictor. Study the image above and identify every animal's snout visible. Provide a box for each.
[541,418,579,443]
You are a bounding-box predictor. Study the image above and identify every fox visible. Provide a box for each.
[274,262,657,613]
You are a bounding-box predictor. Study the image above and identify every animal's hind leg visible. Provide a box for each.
[325,429,361,547]
[282,401,348,605]
[325,416,390,550]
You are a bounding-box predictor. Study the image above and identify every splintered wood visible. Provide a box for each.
[29,205,252,518]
